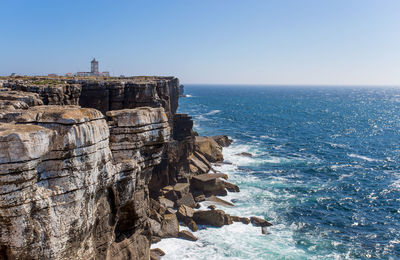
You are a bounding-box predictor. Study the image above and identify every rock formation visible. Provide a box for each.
[0,76,270,259]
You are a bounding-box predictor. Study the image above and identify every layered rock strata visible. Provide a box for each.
[0,104,170,259]
[0,76,272,259]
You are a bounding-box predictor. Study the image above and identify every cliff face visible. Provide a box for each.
[0,77,179,260]
[0,76,231,260]
[0,104,172,260]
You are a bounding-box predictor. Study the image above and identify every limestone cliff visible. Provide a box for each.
[0,76,240,260]
[0,104,171,259]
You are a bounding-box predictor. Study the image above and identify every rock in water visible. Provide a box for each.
[178,230,198,241]
[193,210,228,227]
[150,248,166,260]
[223,181,240,192]
[185,218,199,232]
[250,216,273,227]
[212,135,233,147]
[240,217,250,224]
[177,205,195,221]
[236,152,253,157]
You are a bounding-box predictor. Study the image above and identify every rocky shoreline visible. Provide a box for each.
[0,76,272,260]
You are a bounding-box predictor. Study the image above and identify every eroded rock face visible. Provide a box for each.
[0,104,171,260]
[6,81,81,106]
[0,76,238,260]
[0,106,113,259]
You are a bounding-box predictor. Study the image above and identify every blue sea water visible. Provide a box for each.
[153,85,400,259]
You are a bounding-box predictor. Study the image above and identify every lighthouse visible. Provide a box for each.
[91,58,99,74]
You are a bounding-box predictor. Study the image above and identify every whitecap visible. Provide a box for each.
[348,153,377,162]
[326,142,348,149]
[260,135,277,140]
[203,109,221,116]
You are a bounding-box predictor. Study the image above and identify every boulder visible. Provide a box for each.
[178,230,198,241]
[177,205,195,221]
[150,199,166,216]
[151,236,161,244]
[185,218,198,232]
[191,173,228,196]
[150,248,165,260]
[173,182,190,198]
[150,209,163,223]
[224,214,233,225]
[165,182,191,201]
[231,216,241,222]
[176,193,196,208]
[158,197,174,209]
[161,185,173,196]
[192,210,227,227]
[194,136,223,162]
[223,181,240,192]
[206,195,234,207]
[250,216,273,227]
[212,135,233,147]
[188,153,211,174]
[239,217,250,224]
[236,152,253,157]
[193,191,206,202]
[208,205,216,210]
[149,219,162,237]
[160,214,179,238]
[261,227,270,235]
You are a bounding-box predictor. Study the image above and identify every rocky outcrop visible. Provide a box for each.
[250,216,273,227]
[0,90,44,110]
[194,136,223,163]
[5,81,81,106]
[0,103,171,260]
[0,76,246,260]
[78,77,179,125]
[192,210,233,227]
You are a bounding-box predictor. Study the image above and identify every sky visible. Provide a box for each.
[1,0,400,86]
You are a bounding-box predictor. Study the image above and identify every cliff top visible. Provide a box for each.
[0,75,177,85]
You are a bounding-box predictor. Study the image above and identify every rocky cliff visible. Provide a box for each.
[0,76,258,260]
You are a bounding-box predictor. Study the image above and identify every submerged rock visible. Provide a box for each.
[236,152,253,157]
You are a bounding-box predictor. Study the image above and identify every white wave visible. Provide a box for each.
[348,153,377,162]
[194,115,210,121]
[204,109,221,116]
[185,94,193,97]
[260,135,277,140]
[326,142,348,149]
[152,216,308,260]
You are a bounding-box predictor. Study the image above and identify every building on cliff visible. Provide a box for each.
[76,58,110,77]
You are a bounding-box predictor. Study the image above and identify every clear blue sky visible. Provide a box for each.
[1,0,400,85]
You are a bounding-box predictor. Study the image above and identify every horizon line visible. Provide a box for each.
[183,83,400,88]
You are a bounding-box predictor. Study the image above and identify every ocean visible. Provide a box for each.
[153,85,400,259]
